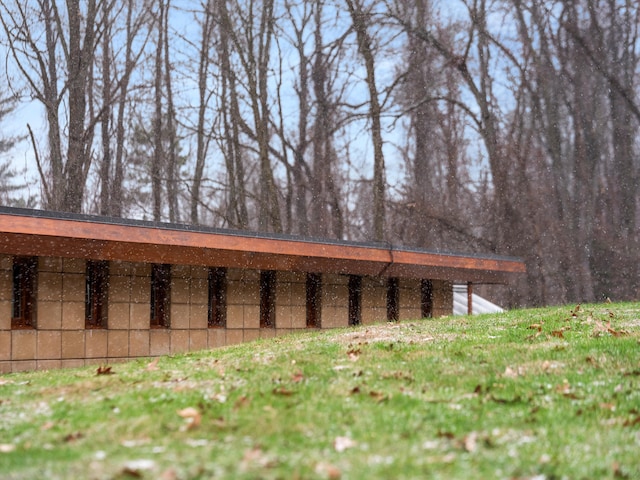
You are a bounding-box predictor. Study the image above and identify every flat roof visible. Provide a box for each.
[0,207,525,283]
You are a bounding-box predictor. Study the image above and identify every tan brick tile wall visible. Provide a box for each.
[170,330,189,354]
[39,257,62,273]
[0,331,10,360]
[171,277,190,304]
[291,305,307,329]
[37,331,61,359]
[189,330,207,352]
[38,272,62,301]
[109,276,131,303]
[12,330,36,360]
[130,303,150,329]
[190,304,207,329]
[37,360,62,371]
[130,276,150,304]
[0,301,10,330]
[107,330,129,358]
[208,328,226,348]
[61,302,84,330]
[170,304,190,329]
[129,330,150,357]
[0,361,11,373]
[243,329,259,343]
[243,305,260,329]
[0,270,12,301]
[150,329,171,356]
[86,330,108,358]
[62,258,85,273]
[259,328,276,340]
[226,329,243,345]
[107,303,130,330]
[61,331,85,359]
[0,255,11,270]
[37,301,62,330]
[12,360,37,372]
[62,273,85,302]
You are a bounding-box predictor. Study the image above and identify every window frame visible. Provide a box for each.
[421,279,433,318]
[348,275,362,326]
[85,260,110,329]
[387,277,400,322]
[208,267,227,328]
[306,273,322,328]
[259,270,276,328]
[11,256,37,329]
[150,263,171,328]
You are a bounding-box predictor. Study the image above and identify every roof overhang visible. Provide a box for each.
[0,207,525,283]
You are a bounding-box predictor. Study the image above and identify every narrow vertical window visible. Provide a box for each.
[348,275,362,326]
[306,273,322,328]
[260,270,276,328]
[387,277,400,322]
[12,256,37,329]
[421,279,433,318]
[208,267,227,328]
[85,260,109,329]
[151,264,171,328]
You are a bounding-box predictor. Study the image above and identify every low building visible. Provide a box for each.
[0,207,525,373]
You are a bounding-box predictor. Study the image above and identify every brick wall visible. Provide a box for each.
[0,255,454,373]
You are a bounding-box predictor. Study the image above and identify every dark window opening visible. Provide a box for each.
[387,277,400,322]
[85,260,109,329]
[421,279,433,318]
[208,267,227,328]
[306,273,322,328]
[150,264,171,328]
[12,256,37,329]
[348,275,362,326]
[260,270,276,328]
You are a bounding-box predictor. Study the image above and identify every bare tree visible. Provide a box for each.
[345,0,386,241]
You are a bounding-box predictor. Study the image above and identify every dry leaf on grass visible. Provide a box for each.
[334,436,357,453]
[177,407,201,430]
[315,461,342,479]
[96,365,114,375]
[145,358,160,371]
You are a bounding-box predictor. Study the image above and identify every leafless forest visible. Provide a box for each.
[0,0,638,307]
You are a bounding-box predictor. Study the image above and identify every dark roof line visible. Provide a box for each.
[0,205,521,263]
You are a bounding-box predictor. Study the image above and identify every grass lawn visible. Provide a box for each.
[1,302,639,479]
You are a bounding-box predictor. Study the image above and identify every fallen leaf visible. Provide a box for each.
[347,347,360,361]
[63,432,84,443]
[159,468,178,480]
[272,387,295,396]
[96,365,114,375]
[600,403,616,411]
[291,371,305,383]
[463,432,478,452]
[240,447,275,470]
[623,416,640,427]
[529,323,543,331]
[121,459,156,476]
[177,407,201,430]
[503,366,519,378]
[145,358,160,371]
[41,421,55,431]
[334,436,357,453]
[234,395,250,410]
[369,390,388,403]
[315,461,342,479]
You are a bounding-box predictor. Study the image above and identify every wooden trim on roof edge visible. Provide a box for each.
[0,207,525,283]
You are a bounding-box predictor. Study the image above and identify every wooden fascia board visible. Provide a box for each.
[0,212,525,282]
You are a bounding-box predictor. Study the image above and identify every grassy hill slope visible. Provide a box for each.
[1,303,639,479]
